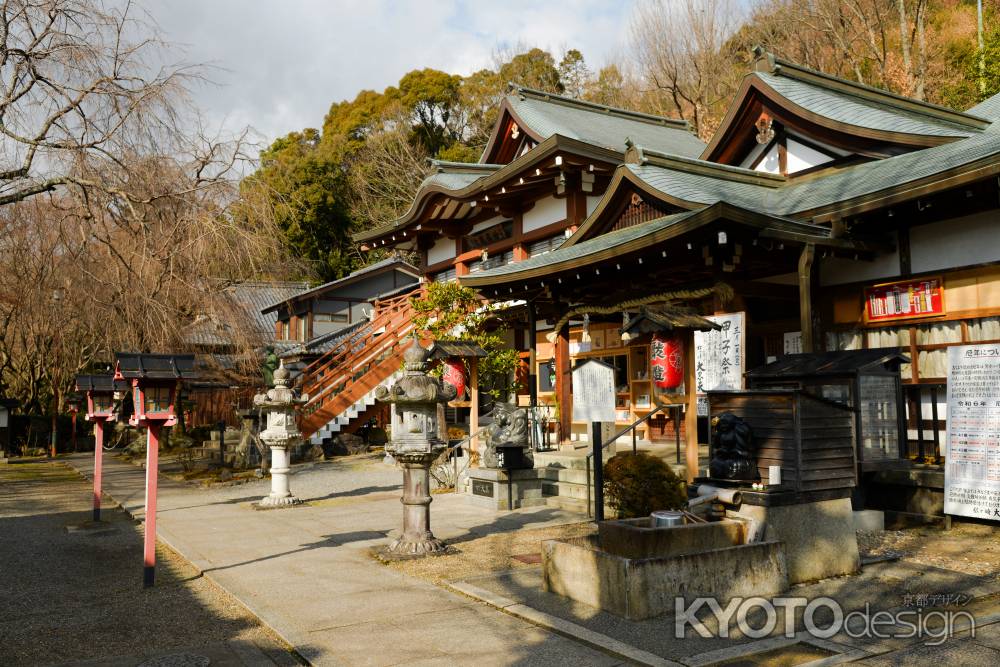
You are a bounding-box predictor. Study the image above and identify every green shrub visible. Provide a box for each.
[602,452,687,519]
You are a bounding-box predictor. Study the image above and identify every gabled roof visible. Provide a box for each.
[277,320,369,359]
[354,135,625,244]
[227,281,312,333]
[703,50,990,164]
[591,125,1000,228]
[260,257,419,314]
[482,85,705,163]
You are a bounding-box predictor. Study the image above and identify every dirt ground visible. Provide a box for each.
[0,459,299,666]
[858,522,1000,578]
[382,520,597,584]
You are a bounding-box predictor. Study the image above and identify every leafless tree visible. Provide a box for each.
[629,0,747,139]
[0,0,294,412]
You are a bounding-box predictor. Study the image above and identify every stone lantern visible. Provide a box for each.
[376,339,456,558]
[253,362,308,507]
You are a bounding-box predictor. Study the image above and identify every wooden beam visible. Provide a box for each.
[798,243,816,353]
[554,325,572,444]
[470,358,479,453]
[685,329,699,484]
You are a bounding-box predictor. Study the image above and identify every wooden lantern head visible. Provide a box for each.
[113,353,196,428]
[75,374,128,422]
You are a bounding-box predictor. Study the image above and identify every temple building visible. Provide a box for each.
[333,49,1000,516]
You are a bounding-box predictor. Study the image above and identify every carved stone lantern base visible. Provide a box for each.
[378,451,449,560]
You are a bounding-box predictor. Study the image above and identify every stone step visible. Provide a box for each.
[541,479,593,501]
[534,447,615,471]
[537,466,592,485]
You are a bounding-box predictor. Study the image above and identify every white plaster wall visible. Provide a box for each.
[910,210,1000,273]
[427,236,456,265]
[523,196,566,232]
[820,231,900,286]
[586,195,603,216]
[786,139,831,173]
[471,215,504,234]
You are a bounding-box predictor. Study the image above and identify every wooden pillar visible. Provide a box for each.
[554,325,572,444]
[684,330,699,483]
[469,358,480,453]
[798,243,816,353]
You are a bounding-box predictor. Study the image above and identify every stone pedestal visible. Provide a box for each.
[384,452,446,557]
[729,495,860,584]
[258,445,300,507]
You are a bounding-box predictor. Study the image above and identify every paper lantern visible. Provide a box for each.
[441,358,466,398]
[650,334,684,390]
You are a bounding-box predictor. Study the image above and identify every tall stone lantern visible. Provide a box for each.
[253,362,308,507]
[376,340,456,558]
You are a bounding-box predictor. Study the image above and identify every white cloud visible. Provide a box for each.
[144,0,633,147]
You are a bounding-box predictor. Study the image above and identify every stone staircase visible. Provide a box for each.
[534,447,618,515]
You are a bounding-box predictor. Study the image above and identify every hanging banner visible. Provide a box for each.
[864,277,944,323]
[944,344,1000,521]
[694,312,745,415]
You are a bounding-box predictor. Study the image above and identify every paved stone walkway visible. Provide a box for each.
[65,453,619,666]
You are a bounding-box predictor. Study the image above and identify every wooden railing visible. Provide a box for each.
[298,286,426,438]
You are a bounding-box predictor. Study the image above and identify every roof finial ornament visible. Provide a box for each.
[752,45,776,73]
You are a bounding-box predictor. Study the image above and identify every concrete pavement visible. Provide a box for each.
[66,453,619,666]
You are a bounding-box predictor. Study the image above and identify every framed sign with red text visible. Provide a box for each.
[864,277,944,323]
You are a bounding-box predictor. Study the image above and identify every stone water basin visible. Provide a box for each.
[541,517,788,620]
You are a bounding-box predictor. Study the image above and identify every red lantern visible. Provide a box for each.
[650,334,684,390]
[441,358,466,398]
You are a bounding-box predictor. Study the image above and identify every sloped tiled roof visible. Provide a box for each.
[755,70,982,139]
[228,281,311,333]
[624,125,1000,217]
[260,258,419,314]
[504,87,706,158]
[968,91,1000,121]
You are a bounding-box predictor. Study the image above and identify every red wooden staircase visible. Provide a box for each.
[298,287,424,444]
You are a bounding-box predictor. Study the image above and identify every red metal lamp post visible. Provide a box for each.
[114,353,196,587]
[75,374,127,522]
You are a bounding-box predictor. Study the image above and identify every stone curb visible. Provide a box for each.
[448,580,684,667]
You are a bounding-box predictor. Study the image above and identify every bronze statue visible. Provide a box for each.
[709,412,758,481]
[482,402,532,469]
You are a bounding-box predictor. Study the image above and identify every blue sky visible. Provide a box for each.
[146,0,635,148]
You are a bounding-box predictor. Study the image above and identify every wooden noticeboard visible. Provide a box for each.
[572,359,616,424]
[864,277,944,323]
[944,344,1000,521]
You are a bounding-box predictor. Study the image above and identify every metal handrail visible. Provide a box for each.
[584,400,679,518]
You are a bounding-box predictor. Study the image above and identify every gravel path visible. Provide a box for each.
[0,459,298,666]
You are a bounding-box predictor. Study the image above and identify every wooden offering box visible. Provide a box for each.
[708,389,857,494]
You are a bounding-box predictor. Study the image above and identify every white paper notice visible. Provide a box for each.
[944,344,1000,521]
[572,359,616,424]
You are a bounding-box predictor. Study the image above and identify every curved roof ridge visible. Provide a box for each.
[507,83,691,130]
[429,159,504,173]
[753,48,990,130]
[626,143,786,187]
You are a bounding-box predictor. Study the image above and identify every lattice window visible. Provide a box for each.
[611,193,674,232]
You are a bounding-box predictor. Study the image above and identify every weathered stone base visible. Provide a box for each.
[378,535,451,560]
[542,523,787,620]
[729,496,860,584]
[254,495,302,510]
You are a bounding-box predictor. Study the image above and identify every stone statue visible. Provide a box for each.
[482,402,533,470]
[708,412,758,481]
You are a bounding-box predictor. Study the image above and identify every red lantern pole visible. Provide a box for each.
[143,423,160,587]
[93,420,104,522]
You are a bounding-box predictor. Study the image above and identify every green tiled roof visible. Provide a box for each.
[755,71,981,138]
[507,88,706,158]
[629,126,1000,217]
[968,92,1000,121]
